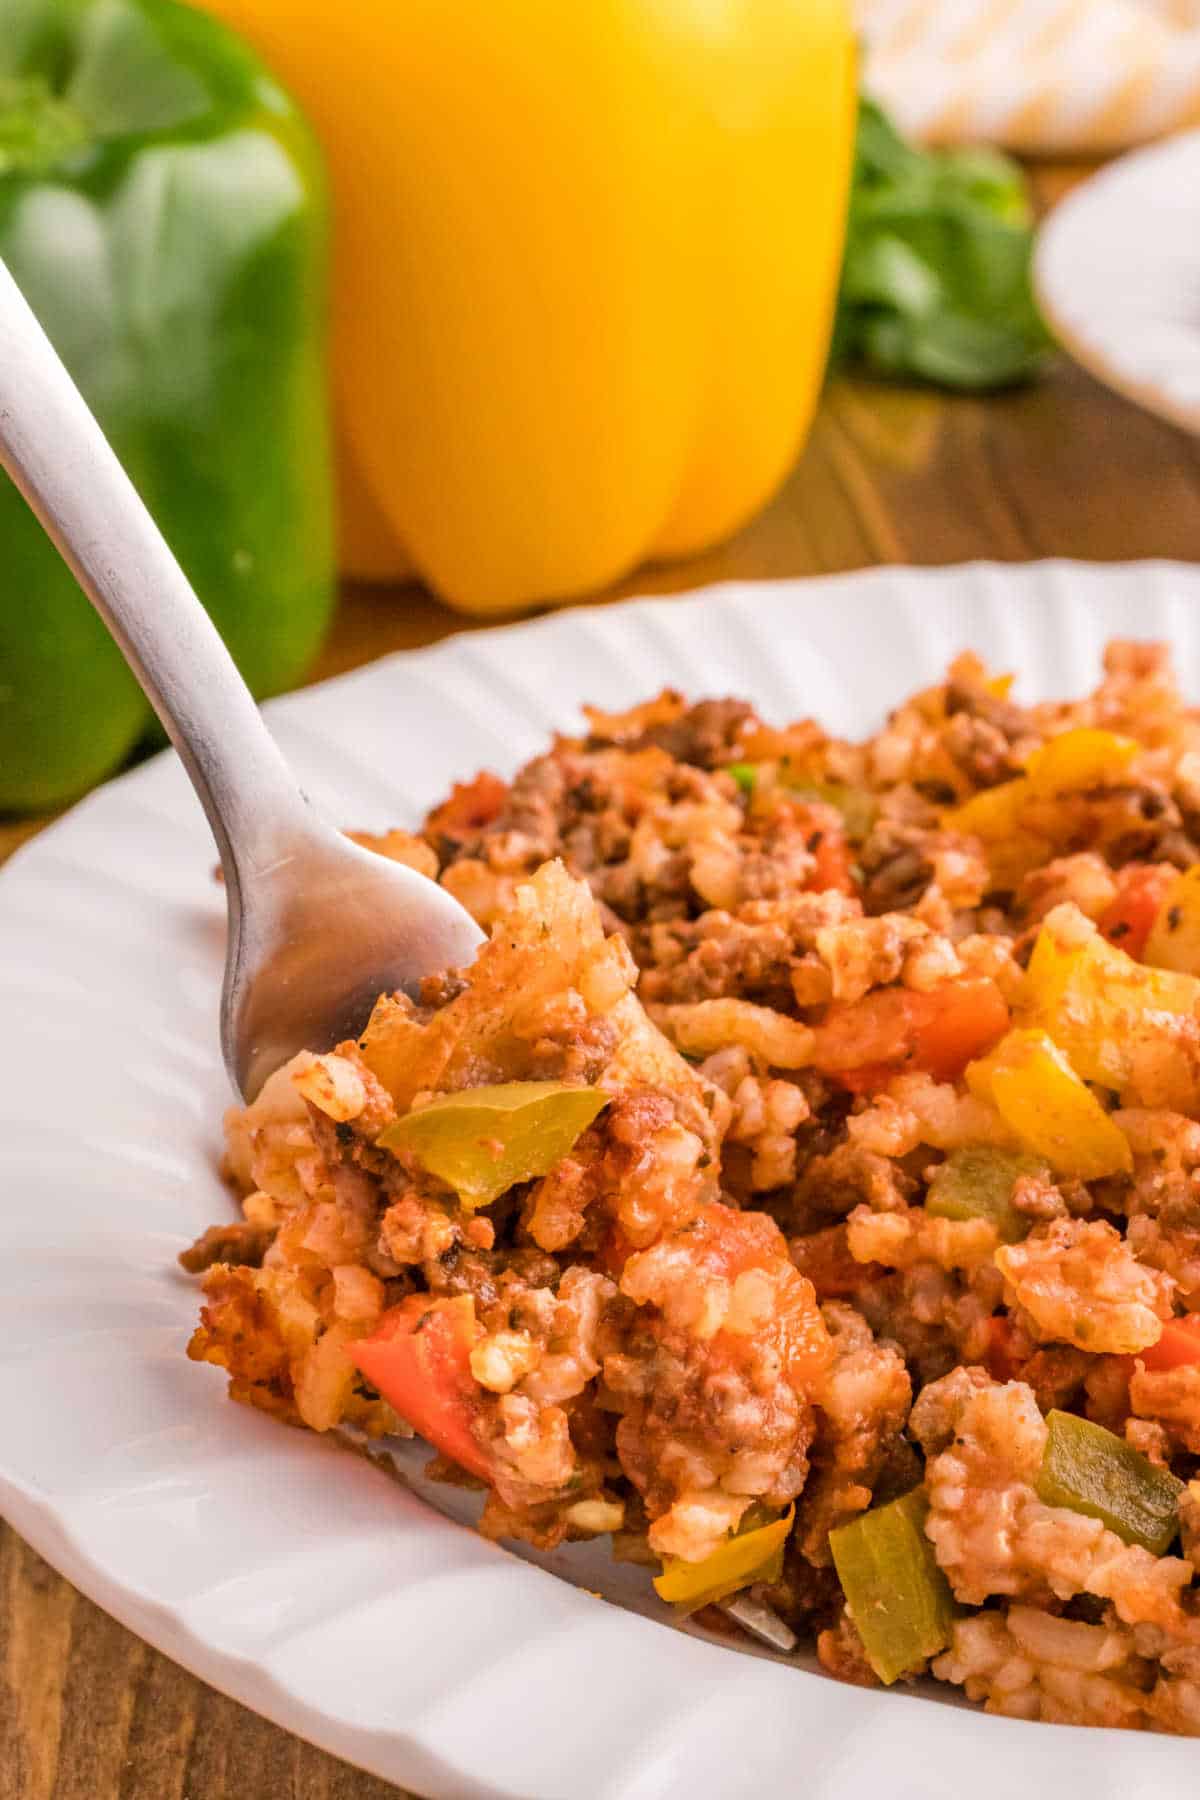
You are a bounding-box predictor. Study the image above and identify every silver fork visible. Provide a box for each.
[0,258,484,1100]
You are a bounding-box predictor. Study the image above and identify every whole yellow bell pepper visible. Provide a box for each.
[190,0,856,610]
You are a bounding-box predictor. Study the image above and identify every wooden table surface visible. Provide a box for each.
[4,163,1200,1800]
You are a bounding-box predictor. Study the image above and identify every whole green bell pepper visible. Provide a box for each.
[0,0,334,811]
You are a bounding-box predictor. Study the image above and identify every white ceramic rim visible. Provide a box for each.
[1035,131,1200,438]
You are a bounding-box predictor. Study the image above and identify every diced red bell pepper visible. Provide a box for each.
[350,1294,492,1480]
[1099,864,1178,962]
[804,818,856,896]
[832,1061,899,1097]
[424,770,508,841]
[1136,1315,1200,1373]
[669,1204,833,1391]
[817,978,1010,1088]
[914,978,1011,1082]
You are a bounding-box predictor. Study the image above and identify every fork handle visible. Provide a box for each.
[0,257,309,869]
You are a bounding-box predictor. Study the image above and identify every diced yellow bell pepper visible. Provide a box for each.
[1145,866,1200,976]
[945,778,1027,844]
[942,778,1048,891]
[943,732,1141,893]
[966,1028,1132,1180]
[653,1505,794,1611]
[1021,905,1200,1089]
[1022,728,1139,798]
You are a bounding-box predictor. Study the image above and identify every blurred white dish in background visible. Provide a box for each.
[4,563,1200,1798]
[1035,131,1200,436]
[858,0,1200,156]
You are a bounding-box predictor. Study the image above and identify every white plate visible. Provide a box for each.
[4,561,1200,1800]
[1035,132,1200,436]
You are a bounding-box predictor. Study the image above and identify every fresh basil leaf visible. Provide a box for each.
[833,96,1053,392]
[841,232,942,315]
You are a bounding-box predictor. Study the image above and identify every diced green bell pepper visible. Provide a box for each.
[0,0,334,810]
[725,762,876,842]
[925,1145,1046,1243]
[1036,1410,1183,1555]
[829,1488,956,1685]
[784,778,877,845]
[378,1081,610,1211]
